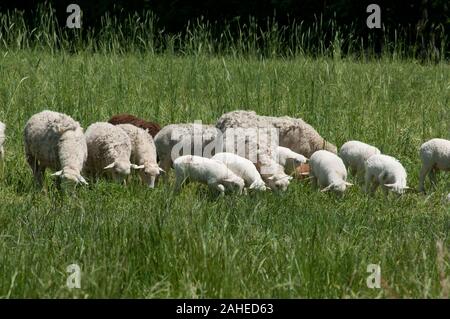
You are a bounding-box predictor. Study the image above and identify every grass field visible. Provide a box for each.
[0,46,449,298]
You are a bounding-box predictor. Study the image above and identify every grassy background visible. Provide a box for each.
[0,50,448,298]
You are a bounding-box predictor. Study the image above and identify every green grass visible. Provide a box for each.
[0,49,449,298]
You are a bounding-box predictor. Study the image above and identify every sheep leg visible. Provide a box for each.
[419,164,432,193]
[159,157,172,181]
[429,168,438,189]
[26,153,45,187]
[311,176,318,189]
[173,172,184,193]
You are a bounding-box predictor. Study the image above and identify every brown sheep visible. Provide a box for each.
[294,163,310,180]
[108,114,161,138]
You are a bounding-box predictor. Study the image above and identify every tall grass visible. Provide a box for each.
[0,4,447,60]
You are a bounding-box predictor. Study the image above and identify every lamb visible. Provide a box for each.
[216,110,337,158]
[256,152,293,192]
[309,150,353,193]
[338,140,381,180]
[24,110,88,186]
[84,122,144,183]
[0,121,5,160]
[154,123,221,173]
[173,155,245,195]
[116,124,164,188]
[364,154,410,196]
[108,113,161,138]
[211,152,267,191]
[276,146,308,175]
[418,138,450,193]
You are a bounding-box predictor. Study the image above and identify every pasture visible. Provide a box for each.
[0,48,449,297]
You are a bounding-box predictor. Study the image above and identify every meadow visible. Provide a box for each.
[0,12,449,298]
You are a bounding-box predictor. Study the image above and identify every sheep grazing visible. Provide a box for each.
[108,113,161,138]
[84,122,144,183]
[24,110,88,186]
[216,110,337,158]
[154,123,221,173]
[309,150,353,194]
[0,121,5,160]
[364,154,409,196]
[173,155,245,195]
[276,146,308,175]
[116,124,164,188]
[418,138,450,193]
[211,152,267,191]
[256,153,293,192]
[338,140,381,180]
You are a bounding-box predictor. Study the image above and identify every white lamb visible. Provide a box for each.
[154,123,221,173]
[0,121,5,160]
[276,146,308,175]
[173,155,245,195]
[116,124,164,188]
[309,150,353,193]
[211,152,267,191]
[84,122,143,183]
[419,138,450,193]
[364,154,410,196]
[338,140,381,180]
[216,110,337,157]
[24,110,88,186]
[255,151,293,192]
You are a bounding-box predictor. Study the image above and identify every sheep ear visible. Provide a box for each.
[287,176,293,181]
[321,184,333,192]
[104,163,115,170]
[249,181,258,189]
[158,167,166,173]
[131,164,145,170]
[384,183,396,188]
[51,170,63,177]
[345,182,354,186]
[77,175,89,185]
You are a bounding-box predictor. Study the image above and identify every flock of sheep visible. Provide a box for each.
[0,110,449,200]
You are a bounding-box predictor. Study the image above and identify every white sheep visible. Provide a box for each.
[338,140,381,180]
[309,150,353,193]
[446,193,450,203]
[173,155,245,195]
[256,153,293,192]
[211,152,267,191]
[216,110,337,157]
[116,124,164,188]
[154,123,221,173]
[0,121,5,160]
[419,138,450,193]
[24,110,88,186]
[276,146,308,175]
[84,122,143,183]
[364,154,409,196]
